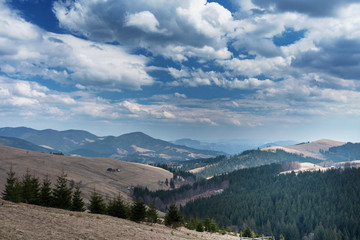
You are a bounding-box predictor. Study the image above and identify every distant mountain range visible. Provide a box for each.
[0,127,222,163]
[173,138,298,155]
[0,127,99,152]
[176,139,360,178]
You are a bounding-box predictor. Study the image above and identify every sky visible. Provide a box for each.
[1,0,360,143]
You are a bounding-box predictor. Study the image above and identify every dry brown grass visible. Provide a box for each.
[0,145,172,202]
[262,139,346,160]
[0,199,239,240]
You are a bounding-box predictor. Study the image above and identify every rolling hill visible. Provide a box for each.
[70,132,222,163]
[171,139,358,178]
[0,145,173,202]
[261,139,346,159]
[0,127,222,163]
[0,127,100,152]
[0,136,54,153]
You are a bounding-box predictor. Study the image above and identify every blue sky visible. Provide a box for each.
[1,0,360,142]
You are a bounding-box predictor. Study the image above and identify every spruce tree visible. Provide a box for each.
[39,175,52,207]
[170,178,175,189]
[203,216,211,232]
[196,219,204,232]
[130,198,146,222]
[208,219,219,233]
[186,218,196,230]
[21,170,40,204]
[52,171,72,210]
[2,167,22,203]
[243,226,253,237]
[71,183,85,212]
[164,202,183,228]
[88,190,106,214]
[107,194,128,218]
[146,201,158,224]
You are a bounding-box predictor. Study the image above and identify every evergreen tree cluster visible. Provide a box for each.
[186,216,219,233]
[1,168,229,235]
[2,169,85,211]
[87,190,158,224]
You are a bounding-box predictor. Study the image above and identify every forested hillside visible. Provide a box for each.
[137,163,360,240]
[176,149,320,178]
[181,165,360,240]
[325,142,360,162]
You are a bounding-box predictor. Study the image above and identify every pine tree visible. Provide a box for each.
[243,226,253,237]
[107,194,128,219]
[21,169,40,204]
[52,171,72,209]
[164,202,184,228]
[39,175,52,207]
[203,216,211,232]
[71,183,85,212]
[170,178,175,189]
[130,198,146,222]
[196,219,204,232]
[2,167,22,203]
[88,190,106,214]
[186,218,196,230]
[208,219,219,233]
[146,201,158,224]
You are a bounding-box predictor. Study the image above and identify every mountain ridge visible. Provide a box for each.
[71,132,223,163]
[0,127,223,163]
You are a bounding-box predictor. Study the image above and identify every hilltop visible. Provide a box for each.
[261,139,346,159]
[0,145,172,202]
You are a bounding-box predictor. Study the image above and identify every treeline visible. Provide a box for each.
[2,168,84,211]
[133,175,229,212]
[325,142,360,162]
[176,155,228,172]
[180,164,360,240]
[1,168,184,228]
[178,149,321,178]
[154,163,200,187]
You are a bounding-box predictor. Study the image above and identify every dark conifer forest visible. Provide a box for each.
[137,163,360,239]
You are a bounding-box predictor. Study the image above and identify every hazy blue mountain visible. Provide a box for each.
[0,127,100,152]
[0,136,54,153]
[71,132,223,163]
[173,138,261,155]
[259,140,299,149]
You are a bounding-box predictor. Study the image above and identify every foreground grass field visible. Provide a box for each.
[0,199,239,240]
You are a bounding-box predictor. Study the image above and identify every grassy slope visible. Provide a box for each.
[0,199,239,240]
[0,145,173,202]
